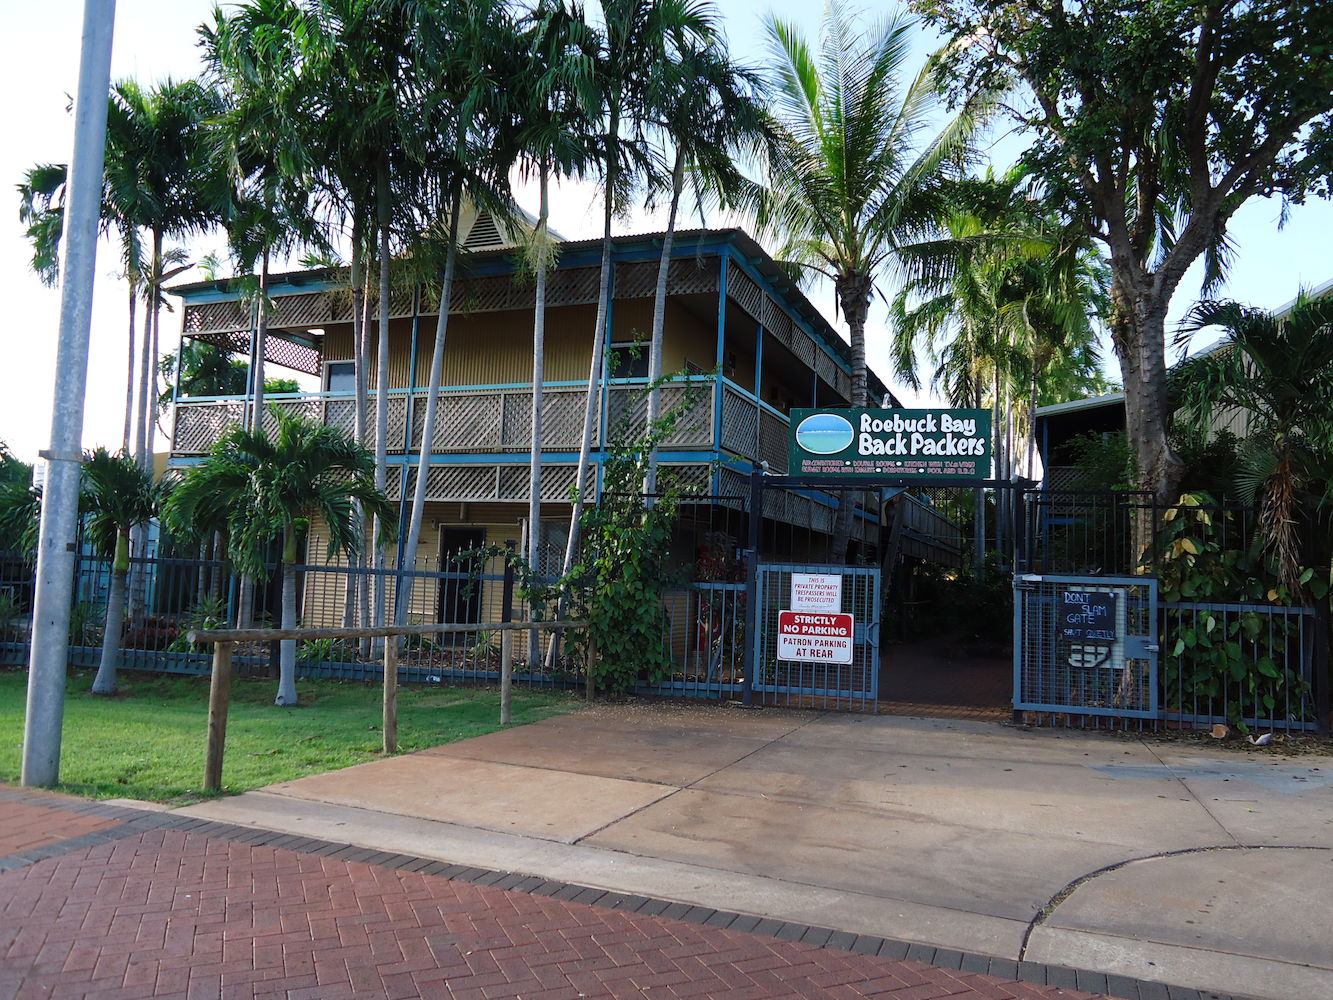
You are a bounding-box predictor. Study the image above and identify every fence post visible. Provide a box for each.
[500,630,514,725]
[1314,599,1331,736]
[500,542,515,724]
[741,467,763,707]
[585,631,597,701]
[382,638,398,754]
[204,641,233,794]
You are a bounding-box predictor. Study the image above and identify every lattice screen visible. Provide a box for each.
[183,300,247,335]
[269,292,330,329]
[188,329,322,375]
[500,394,532,449]
[659,384,713,448]
[543,391,595,450]
[720,387,758,458]
[726,267,763,321]
[614,261,659,299]
[669,257,719,295]
[660,464,712,496]
[546,267,601,307]
[172,401,245,454]
[759,410,790,473]
[263,334,322,375]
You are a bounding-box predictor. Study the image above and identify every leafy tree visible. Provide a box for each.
[165,413,395,705]
[83,450,163,696]
[1173,293,1333,592]
[915,0,1333,501]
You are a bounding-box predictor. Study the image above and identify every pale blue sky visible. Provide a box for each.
[3,0,1330,460]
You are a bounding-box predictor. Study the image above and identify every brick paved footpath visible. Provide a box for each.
[0,786,1172,1000]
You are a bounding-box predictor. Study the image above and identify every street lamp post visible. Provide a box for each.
[22,0,118,787]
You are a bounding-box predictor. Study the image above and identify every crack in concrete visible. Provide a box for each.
[571,712,822,845]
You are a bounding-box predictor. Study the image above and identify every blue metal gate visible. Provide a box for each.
[753,563,879,711]
[1014,574,1159,718]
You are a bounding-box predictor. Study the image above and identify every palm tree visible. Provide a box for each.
[558,0,716,581]
[747,0,992,557]
[505,0,597,650]
[396,0,517,625]
[18,160,144,454]
[103,78,225,471]
[1174,293,1333,593]
[166,412,395,706]
[642,21,763,493]
[83,450,163,696]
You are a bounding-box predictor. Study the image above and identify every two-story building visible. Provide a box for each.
[167,215,897,626]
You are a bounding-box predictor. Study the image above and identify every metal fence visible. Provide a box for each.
[1162,601,1320,732]
[1015,491,1328,732]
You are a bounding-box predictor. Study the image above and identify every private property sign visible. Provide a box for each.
[790,573,842,613]
[777,610,854,664]
[789,408,991,480]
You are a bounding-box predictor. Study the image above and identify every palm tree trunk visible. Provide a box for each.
[831,275,872,561]
[249,252,270,434]
[357,265,373,653]
[644,152,685,496]
[561,124,619,583]
[276,525,298,706]
[91,531,130,695]
[346,216,366,634]
[528,166,551,666]
[397,187,464,624]
[373,166,392,649]
[546,143,618,673]
[129,231,162,625]
[123,285,136,453]
[144,242,163,462]
[134,231,163,470]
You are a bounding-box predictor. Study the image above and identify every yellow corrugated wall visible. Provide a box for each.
[321,297,717,389]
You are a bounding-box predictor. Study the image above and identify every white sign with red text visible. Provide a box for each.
[789,573,842,613]
[777,610,854,664]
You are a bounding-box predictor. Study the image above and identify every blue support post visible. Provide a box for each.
[712,255,728,493]
[597,265,616,499]
[754,323,764,464]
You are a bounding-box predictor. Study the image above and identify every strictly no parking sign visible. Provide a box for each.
[777,610,854,664]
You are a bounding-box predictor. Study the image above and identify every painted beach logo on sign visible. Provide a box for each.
[794,412,855,455]
[789,408,992,480]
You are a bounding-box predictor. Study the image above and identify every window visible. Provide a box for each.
[607,343,649,379]
[325,361,355,393]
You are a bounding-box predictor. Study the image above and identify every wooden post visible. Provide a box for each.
[500,629,513,725]
[204,641,233,794]
[382,638,398,754]
[585,631,597,701]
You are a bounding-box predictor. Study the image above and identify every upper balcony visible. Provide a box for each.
[170,375,795,474]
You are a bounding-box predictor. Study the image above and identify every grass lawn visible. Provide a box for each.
[0,669,578,804]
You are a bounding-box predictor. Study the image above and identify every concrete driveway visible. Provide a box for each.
[180,703,1333,1000]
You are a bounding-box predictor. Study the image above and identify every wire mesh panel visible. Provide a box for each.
[753,563,879,712]
[1162,602,1318,732]
[1014,574,1158,718]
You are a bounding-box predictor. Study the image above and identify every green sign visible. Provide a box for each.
[788,408,992,480]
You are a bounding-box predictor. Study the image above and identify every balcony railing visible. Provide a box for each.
[171,379,721,458]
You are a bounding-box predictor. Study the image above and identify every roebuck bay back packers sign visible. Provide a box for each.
[790,408,991,480]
